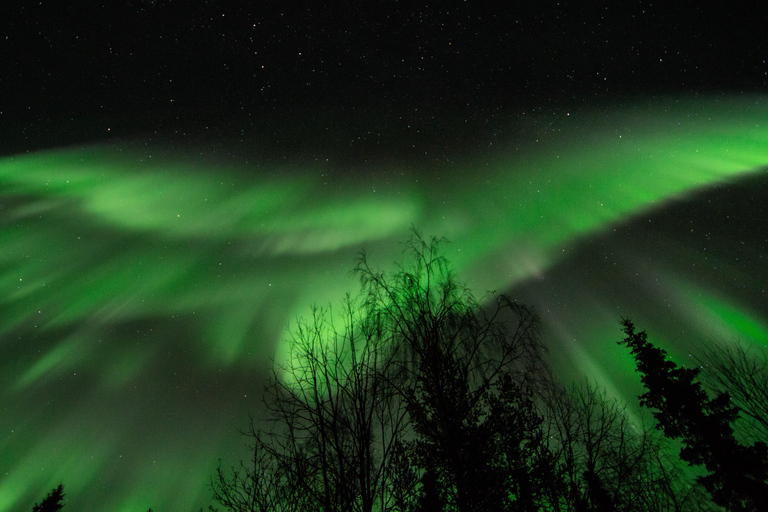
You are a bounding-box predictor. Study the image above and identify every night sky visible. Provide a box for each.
[2,2,768,511]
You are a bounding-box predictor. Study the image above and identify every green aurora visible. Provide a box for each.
[1,95,768,511]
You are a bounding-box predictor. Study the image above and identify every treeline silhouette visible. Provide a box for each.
[209,232,768,512]
[29,233,768,511]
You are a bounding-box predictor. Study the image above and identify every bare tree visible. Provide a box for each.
[693,339,768,445]
[211,424,297,512]
[355,231,549,511]
[276,298,409,512]
[543,379,708,512]
[213,294,410,512]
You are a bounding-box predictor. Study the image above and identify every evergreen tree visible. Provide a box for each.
[619,319,768,511]
[32,484,65,512]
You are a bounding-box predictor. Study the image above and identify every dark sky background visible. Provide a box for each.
[4,1,767,154]
[1,2,768,511]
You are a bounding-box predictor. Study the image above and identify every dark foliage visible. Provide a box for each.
[619,319,768,511]
[32,484,65,512]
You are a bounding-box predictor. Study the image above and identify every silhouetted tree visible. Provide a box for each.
[32,484,65,512]
[543,377,705,512]
[693,339,768,446]
[485,373,564,510]
[619,319,768,511]
[211,423,296,512]
[214,293,410,512]
[355,232,550,512]
[416,467,445,512]
[213,234,707,512]
[387,439,421,512]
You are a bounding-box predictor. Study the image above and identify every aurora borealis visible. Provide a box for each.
[3,0,768,510]
[0,95,766,511]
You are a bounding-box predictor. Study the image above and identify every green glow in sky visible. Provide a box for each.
[1,95,767,511]
[672,280,768,346]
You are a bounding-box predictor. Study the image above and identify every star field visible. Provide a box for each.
[1,2,767,511]
[3,1,766,154]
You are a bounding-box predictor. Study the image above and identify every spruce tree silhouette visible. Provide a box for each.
[32,484,65,512]
[619,319,768,511]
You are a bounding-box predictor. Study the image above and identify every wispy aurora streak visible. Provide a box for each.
[1,96,767,511]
